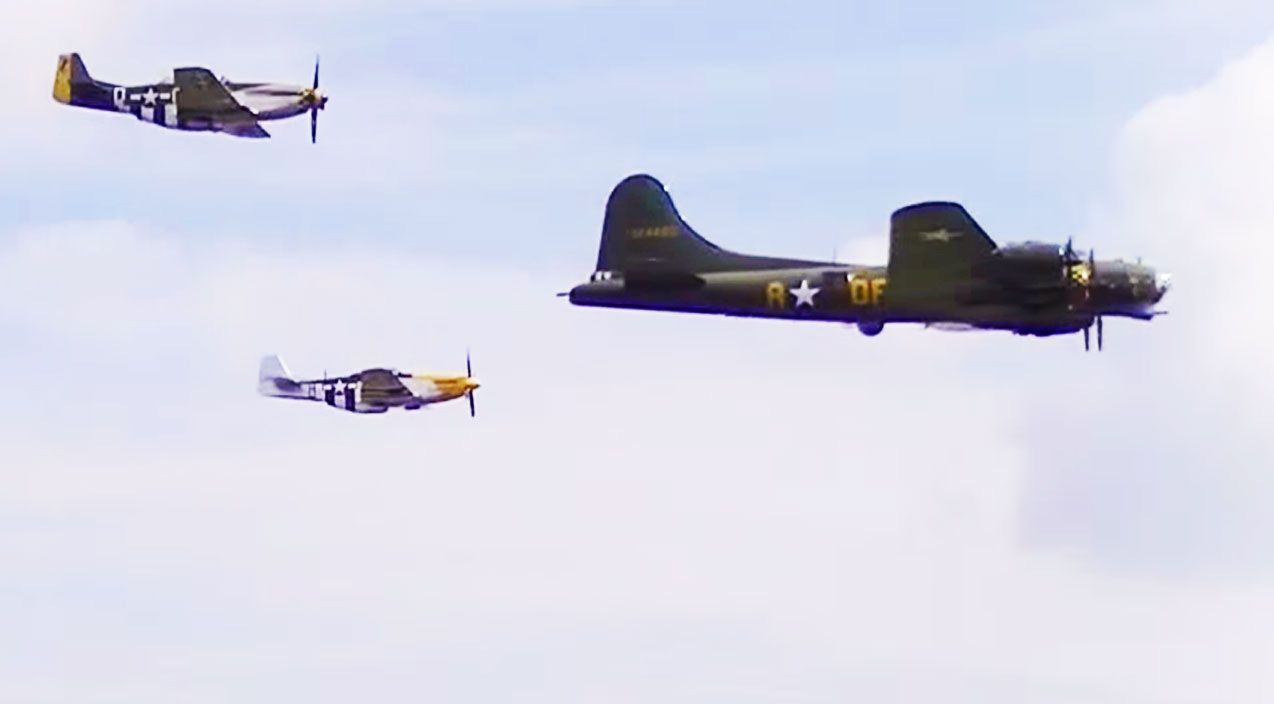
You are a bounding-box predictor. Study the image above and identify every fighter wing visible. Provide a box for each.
[173,67,258,121]
[223,121,270,139]
[356,370,415,402]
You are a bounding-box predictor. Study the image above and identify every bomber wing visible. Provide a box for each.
[883,202,998,308]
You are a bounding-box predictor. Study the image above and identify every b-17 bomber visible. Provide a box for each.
[53,53,329,142]
[569,175,1170,349]
[258,355,480,416]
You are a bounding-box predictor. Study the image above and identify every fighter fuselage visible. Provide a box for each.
[263,369,480,415]
[53,54,326,137]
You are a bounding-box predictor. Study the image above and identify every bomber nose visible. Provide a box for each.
[1154,272,1172,301]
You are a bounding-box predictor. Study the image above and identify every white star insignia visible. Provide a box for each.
[790,279,820,308]
[142,87,158,105]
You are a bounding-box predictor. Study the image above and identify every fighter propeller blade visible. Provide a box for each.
[1091,248,1104,351]
[466,350,476,418]
[309,55,322,144]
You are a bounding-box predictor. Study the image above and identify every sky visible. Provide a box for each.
[2,1,1274,702]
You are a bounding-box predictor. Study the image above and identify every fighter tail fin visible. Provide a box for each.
[258,355,301,397]
[53,53,93,104]
[53,53,118,109]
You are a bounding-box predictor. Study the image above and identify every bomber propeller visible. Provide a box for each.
[1090,248,1104,351]
[1079,247,1104,352]
[1065,240,1104,352]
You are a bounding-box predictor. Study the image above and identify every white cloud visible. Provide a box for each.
[3,177,1274,702]
[1016,37,1274,578]
[5,9,1274,704]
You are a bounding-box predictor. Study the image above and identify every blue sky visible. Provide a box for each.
[3,1,1274,702]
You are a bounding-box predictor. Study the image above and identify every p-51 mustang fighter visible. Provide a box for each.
[568,175,1170,350]
[258,355,480,416]
[52,53,329,142]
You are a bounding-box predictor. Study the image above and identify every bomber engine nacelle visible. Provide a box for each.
[857,320,885,336]
[986,242,1068,289]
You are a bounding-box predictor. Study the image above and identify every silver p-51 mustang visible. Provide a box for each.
[258,355,481,416]
[53,53,329,142]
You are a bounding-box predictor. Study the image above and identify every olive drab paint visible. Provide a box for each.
[569,175,1170,347]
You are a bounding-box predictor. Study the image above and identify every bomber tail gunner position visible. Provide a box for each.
[258,355,481,416]
[569,175,1170,350]
[52,53,330,142]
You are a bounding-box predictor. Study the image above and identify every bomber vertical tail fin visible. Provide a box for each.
[596,175,726,273]
[594,175,829,275]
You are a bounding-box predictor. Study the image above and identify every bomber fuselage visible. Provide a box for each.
[571,257,1165,336]
[568,175,1170,344]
